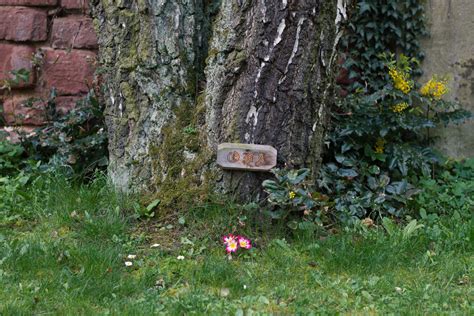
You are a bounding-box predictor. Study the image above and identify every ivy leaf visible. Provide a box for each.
[359,2,372,14]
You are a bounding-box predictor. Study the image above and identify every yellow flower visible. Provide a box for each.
[389,66,412,94]
[289,191,296,199]
[420,78,448,100]
[374,138,385,154]
[391,102,409,113]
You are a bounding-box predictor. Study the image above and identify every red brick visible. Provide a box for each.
[0,94,81,126]
[40,49,96,95]
[0,44,36,88]
[0,0,57,6]
[52,17,98,49]
[1,126,36,143]
[0,7,47,42]
[61,0,88,10]
[1,95,46,125]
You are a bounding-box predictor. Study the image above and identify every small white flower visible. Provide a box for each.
[127,254,137,259]
[151,243,160,248]
[395,287,403,293]
[124,261,133,267]
[243,285,247,290]
[177,255,185,260]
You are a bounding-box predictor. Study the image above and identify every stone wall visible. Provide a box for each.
[421,0,474,158]
[0,0,97,140]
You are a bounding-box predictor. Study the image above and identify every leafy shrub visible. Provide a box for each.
[20,90,108,177]
[262,168,329,231]
[319,55,471,224]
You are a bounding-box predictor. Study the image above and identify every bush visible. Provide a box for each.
[262,168,329,231]
[318,55,471,223]
[17,90,108,178]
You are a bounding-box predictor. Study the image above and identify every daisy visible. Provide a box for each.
[226,239,239,253]
[222,234,236,244]
[238,236,252,250]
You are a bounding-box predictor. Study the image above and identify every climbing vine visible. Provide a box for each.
[340,0,428,91]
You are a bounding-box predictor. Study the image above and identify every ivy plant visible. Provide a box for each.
[340,0,428,91]
[21,89,108,178]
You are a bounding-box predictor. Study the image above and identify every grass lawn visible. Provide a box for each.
[0,175,473,315]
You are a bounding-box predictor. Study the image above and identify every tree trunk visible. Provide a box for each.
[91,0,347,203]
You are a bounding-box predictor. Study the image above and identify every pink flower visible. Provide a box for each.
[238,236,252,250]
[222,234,236,245]
[226,239,239,253]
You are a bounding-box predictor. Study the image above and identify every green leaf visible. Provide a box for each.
[359,2,372,14]
[146,199,161,212]
[341,143,352,153]
[379,128,389,137]
[368,177,378,190]
[382,217,397,237]
[379,175,390,187]
[402,219,424,239]
[369,165,380,175]
[337,168,358,178]
[287,168,310,184]
[287,221,298,230]
[386,181,407,195]
[262,180,279,190]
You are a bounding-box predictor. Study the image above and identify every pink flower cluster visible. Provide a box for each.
[222,234,252,253]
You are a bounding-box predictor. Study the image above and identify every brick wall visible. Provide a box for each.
[0,0,97,140]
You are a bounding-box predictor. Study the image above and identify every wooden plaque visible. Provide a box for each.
[217,143,277,171]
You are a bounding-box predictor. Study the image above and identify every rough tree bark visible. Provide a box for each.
[90,0,347,203]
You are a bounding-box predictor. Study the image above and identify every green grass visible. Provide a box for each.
[0,174,473,315]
